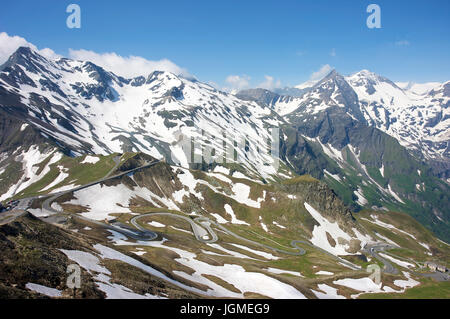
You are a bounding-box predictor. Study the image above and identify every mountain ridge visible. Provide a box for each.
[0,46,449,242]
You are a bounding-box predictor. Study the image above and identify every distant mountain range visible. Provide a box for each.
[239,69,450,175]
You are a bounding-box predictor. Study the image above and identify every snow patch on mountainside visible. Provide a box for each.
[354,187,368,206]
[311,284,346,299]
[106,236,306,298]
[81,155,100,164]
[230,244,279,260]
[66,179,179,220]
[224,204,249,225]
[26,283,62,297]
[41,165,69,191]
[0,147,62,201]
[304,202,352,256]
[0,47,282,181]
[333,277,382,294]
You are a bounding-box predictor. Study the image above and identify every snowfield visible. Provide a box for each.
[265,267,303,277]
[394,272,420,289]
[173,167,264,211]
[60,246,164,299]
[374,232,399,247]
[101,236,306,298]
[273,221,286,229]
[304,202,352,255]
[41,165,69,191]
[81,155,100,164]
[26,283,62,297]
[333,277,382,293]
[315,271,334,276]
[0,147,62,201]
[205,243,258,260]
[311,284,345,299]
[65,177,179,220]
[231,183,263,208]
[230,243,279,260]
[259,216,269,232]
[224,204,249,225]
[148,221,166,228]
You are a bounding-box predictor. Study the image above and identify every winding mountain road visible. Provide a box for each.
[3,156,161,240]
[1,156,398,274]
[42,157,159,215]
[130,212,369,271]
[130,213,370,270]
[0,198,35,225]
[363,244,399,275]
[39,158,162,240]
[131,213,306,254]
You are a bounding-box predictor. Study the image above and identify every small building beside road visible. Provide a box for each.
[425,262,438,271]
[437,265,448,273]
[425,261,447,273]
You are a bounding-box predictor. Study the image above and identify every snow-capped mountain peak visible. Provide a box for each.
[0,46,282,180]
[343,71,449,161]
[396,81,443,96]
[265,68,449,164]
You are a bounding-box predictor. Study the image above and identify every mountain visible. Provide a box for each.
[238,70,450,241]
[295,79,320,90]
[0,46,449,299]
[395,81,442,95]
[246,70,449,177]
[0,48,448,235]
[273,87,308,97]
[238,69,449,180]
[1,47,449,242]
[0,47,286,182]
[345,70,449,172]
[1,152,448,299]
[235,88,304,115]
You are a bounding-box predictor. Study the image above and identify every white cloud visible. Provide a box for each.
[223,74,282,92]
[395,40,410,46]
[0,32,60,65]
[223,74,251,92]
[258,75,282,90]
[310,64,333,81]
[38,47,61,60]
[68,49,191,78]
[0,32,190,80]
[295,64,333,89]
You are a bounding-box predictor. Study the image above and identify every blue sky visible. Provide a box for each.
[1,0,449,89]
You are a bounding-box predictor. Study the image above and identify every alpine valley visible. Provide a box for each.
[0,46,449,299]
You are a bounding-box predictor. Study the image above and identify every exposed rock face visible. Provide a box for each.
[236,88,283,107]
[280,177,356,228]
[0,213,104,298]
